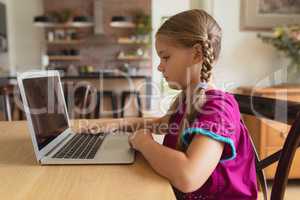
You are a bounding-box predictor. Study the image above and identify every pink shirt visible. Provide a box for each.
[163,89,258,200]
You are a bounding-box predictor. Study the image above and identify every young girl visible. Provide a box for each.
[128,9,258,199]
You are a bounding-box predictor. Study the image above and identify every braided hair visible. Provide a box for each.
[156,9,222,150]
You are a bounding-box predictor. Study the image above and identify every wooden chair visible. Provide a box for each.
[72,84,96,119]
[120,91,143,118]
[71,84,118,119]
[234,94,300,200]
[0,84,24,121]
[94,91,118,118]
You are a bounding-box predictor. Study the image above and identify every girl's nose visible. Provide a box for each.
[157,63,164,72]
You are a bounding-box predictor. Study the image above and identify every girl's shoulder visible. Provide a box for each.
[199,89,241,127]
[204,89,239,111]
[205,89,236,102]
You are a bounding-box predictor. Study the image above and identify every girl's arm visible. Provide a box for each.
[130,130,224,193]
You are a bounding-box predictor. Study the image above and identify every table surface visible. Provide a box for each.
[0,119,175,200]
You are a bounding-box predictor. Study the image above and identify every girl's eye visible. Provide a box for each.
[162,56,170,61]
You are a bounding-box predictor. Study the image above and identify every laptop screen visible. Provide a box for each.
[23,76,69,150]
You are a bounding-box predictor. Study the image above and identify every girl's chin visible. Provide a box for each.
[167,81,182,90]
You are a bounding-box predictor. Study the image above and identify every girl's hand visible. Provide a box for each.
[129,129,154,151]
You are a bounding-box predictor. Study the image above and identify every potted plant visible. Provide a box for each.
[133,10,152,44]
[258,25,300,83]
[48,9,73,23]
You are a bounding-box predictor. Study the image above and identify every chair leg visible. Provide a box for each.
[250,133,268,200]
[270,114,300,200]
[136,92,143,117]
[95,92,101,119]
[121,93,127,118]
[3,95,12,121]
[111,93,118,118]
[18,109,24,120]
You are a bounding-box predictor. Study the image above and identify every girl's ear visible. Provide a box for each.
[192,43,203,64]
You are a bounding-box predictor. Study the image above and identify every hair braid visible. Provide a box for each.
[201,40,214,82]
[176,39,214,150]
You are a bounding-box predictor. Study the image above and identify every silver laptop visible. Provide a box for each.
[17,70,135,165]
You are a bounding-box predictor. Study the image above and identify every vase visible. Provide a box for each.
[278,53,300,85]
[286,60,300,85]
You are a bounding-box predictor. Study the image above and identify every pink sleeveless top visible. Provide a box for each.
[163,89,258,200]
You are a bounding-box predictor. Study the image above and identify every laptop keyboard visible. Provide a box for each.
[53,133,107,159]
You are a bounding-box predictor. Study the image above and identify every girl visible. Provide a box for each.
[128,9,258,199]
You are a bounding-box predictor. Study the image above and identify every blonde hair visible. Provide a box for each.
[156,9,222,150]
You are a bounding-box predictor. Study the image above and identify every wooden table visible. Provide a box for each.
[0,120,175,200]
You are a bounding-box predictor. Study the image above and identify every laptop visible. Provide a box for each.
[17,70,135,165]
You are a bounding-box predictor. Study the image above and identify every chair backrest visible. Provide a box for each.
[72,84,96,119]
[94,91,118,118]
[121,91,143,118]
[233,93,300,200]
[69,83,118,119]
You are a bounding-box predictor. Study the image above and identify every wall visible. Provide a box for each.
[190,0,213,14]
[0,53,8,71]
[192,0,282,90]
[5,0,44,74]
[0,52,8,72]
